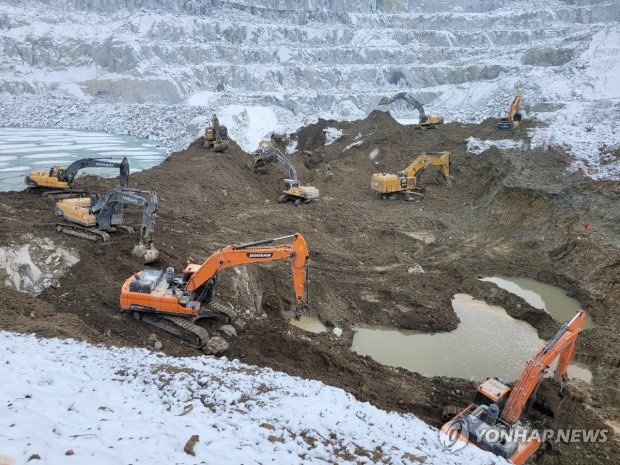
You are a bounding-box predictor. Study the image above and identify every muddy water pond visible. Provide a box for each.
[0,128,167,192]
[352,294,590,382]
[480,276,595,329]
[289,315,327,333]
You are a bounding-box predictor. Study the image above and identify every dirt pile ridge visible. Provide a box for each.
[1,111,619,464]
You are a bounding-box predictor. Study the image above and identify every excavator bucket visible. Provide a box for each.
[379,97,390,105]
[132,242,160,264]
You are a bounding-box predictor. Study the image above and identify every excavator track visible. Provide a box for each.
[42,190,87,199]
[135,311,210,350]
[207,301,239,324]
[26,186,86,199]
[55,223,110,242]
[163,316,210,350]
[402,190,425,201]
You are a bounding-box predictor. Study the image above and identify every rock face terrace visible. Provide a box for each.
[1,111,619,464]
[1,0,619,156]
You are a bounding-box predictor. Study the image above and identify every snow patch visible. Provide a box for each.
[466,137,526,155]
[343,140,363,152]
[0,332,499,464]
[217,106,280,152]
[323,127,342,145]
[0,236,79,295]
[286,140,297,154]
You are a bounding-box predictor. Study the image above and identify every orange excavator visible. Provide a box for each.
[441,310,586,464]
[120,233,309,350]
[497,92,522,130]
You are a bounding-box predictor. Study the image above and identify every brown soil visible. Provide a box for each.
[1,111,620,464]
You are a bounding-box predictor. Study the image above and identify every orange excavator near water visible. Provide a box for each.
[441,310,586,464]
[120,233,309,350]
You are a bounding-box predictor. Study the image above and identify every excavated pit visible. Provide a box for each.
[1,111,619,464]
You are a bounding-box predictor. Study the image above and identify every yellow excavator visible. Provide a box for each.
[371,151,451,201]
[25,157,130,198]
[379,92,444,128]
[253,146,319,206]
[203,113,229,152]
[55,187,159,263]
[497,92,522,130]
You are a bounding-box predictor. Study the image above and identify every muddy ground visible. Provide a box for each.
[1,111,619,464]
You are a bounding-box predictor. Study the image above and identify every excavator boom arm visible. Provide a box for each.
[403,152,451,179]
[380,92,426,118]
[60,157,130,187]
[502,310,586,423]
[508,92,521,121]
[185,234,309,309]
[258,147,298,181]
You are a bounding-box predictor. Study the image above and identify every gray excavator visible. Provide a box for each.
[55,187,159,263]
[379,92,444,128]
[25,157,130,198]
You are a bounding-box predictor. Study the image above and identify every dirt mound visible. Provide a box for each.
[296,118,350,152]
[1,110,620,464]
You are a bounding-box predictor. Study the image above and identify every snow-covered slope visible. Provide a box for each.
[0,331,500,464]
[0,0,619,173]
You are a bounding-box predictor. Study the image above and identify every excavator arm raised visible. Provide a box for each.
[256,146,298,181]
[497,92,523,130]
[402,151,451,180]
[26,157,130,198]
[441,310,587,465]
[60,157,130,186]
[379,92,444,125]
[502,310,586,423]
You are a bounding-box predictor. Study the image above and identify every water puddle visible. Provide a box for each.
[565,362,593,383]
[352,294,589,382]
[480,277,595,329]
[290,315,327,333]
[0,128,167,192]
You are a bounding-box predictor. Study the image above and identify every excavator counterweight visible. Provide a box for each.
[371,151,451,201]
[120,233,310,351]
[441,310,587,465]
[25,157,130,199]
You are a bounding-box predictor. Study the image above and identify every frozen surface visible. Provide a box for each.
[0,128,167,192]
[0,332,501,465]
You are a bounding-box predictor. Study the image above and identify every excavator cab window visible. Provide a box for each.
[219,126,228,138]
[284,181,292,191]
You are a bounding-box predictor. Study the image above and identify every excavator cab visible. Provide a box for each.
[284,179,301,191]
[474,378,512,411]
